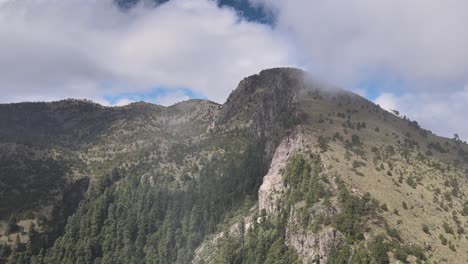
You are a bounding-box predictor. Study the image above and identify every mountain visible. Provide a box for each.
[0,68,467,264]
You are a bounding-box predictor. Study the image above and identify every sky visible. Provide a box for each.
[0,0,467,140]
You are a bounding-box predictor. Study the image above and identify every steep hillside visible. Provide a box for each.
[0,68,466,264]
[194,69,467,264]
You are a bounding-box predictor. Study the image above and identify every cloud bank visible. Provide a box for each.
[0,0,292,104]
[0,0,467,139]
[254,0,468,89]
[253,0,468,139]
[375,87,468,139]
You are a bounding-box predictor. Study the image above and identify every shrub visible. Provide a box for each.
[402,201,408,210]
[351,134,361,146]
[380,203,388,211]
[448,243,456,252]
[422,224,430,234]
[332,183,378,241]
[333,132,344,141]
[326,244,351,264]
[352,160,366,169]
[406,176,417,188]
[443,222,454,234]
[369,236,390,264]
[385,224,401,241]
[350,247,372,263]
[439,234,448,245]
[354,171,364,177]
[318,136,330,152]
[394,248,408,263]
[402,245,426,261]
[386,145,396,156]
[462,202,468,216]
[5,215,19,235]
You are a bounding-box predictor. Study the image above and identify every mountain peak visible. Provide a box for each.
[257,67,305,77]
[1,68,467,264]
[223,68,305,116]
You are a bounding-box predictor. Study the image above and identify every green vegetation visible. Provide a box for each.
[394,247,408,263]
[443,222,454,234]
[384,223,402,242]
[351,134,362,146]
[216,213,299,264]
[6,134,268,264]
[0,156,73,217]
[222,155,393,264]
[318,136,330,152]
[422,224,430,234]
[327,236,390,264]
[284,154,328,206]
[439,234,448,245]
[402,201,408,210]
[1,69,467,263]
[406,176,417,188]
[333,184,378,241]
[393,244,427,264]
[448,242,456,252]
[380,203,388,211]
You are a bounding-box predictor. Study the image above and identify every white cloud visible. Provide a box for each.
[253,0,468,91]
[0,0,293,104]
[375,93,397,112]
[253,0,468,138]
[1,0,467,139]
[374,87,468,140]
[152,90,191,106]
[114,98,135,106]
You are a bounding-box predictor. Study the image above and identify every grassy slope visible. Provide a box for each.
[0,99,222,254]
[0,68,466,263]
[299,88,468,263]
[196,72,467,264]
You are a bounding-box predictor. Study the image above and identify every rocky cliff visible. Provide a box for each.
[1,68,467,264]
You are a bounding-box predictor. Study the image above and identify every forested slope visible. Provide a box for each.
[0,68,467,263]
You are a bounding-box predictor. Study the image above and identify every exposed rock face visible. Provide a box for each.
[285,202,342,263]
[258,131,304,214]
[287,231,318,261]
[4,67,468,263]
[257,121,344,263]
[287,227,343,264]
[220,68,304,159]
[319,228,343,262]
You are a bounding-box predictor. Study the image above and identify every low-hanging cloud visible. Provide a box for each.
[253,0,468,139]
[0,0,293,103]
[1,0,467,139]
[253,0,468,90]
[376,87,468,140]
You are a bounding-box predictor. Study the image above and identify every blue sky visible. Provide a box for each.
[95,0,399,106]
[0,0,467,139]
[116,0,272,23]
[87,0,396,106]
[104,87,205,106]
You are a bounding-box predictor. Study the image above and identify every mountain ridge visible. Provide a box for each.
[0,68,467,264]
